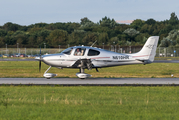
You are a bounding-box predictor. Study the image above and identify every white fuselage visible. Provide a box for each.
[41,46,143,68]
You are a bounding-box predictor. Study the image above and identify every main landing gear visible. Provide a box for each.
[76,59,92,79]
[76,68,91,79]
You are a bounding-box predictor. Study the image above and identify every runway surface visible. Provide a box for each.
[0,78,179,86]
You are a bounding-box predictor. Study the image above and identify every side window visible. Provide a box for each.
[74,48,86,56]
[62,48,73,55]
[88,49,100,56]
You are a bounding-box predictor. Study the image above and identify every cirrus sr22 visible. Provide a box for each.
[36,36,159,79]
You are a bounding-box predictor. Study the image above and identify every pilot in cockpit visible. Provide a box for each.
[75,49,81,56]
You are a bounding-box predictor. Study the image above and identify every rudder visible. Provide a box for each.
[133,36,159,62]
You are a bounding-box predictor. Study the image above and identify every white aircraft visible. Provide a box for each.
[36,36,159,79]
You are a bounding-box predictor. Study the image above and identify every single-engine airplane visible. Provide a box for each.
[36,36,159,79]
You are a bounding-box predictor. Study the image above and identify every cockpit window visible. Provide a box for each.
[61,48,73,55]
[74,48,86,56]
[88,49,100,56]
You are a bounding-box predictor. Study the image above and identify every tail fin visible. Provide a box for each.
[132,36,159,63]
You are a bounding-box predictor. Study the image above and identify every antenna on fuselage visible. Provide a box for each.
[90,40,97,47]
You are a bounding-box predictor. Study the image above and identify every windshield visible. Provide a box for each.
[61,48,73,55]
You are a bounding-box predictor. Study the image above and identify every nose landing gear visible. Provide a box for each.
[43,66,57,79]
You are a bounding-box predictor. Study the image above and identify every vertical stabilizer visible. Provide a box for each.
[133,36,159,62]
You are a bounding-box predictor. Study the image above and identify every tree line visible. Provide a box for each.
[0,12,179,48]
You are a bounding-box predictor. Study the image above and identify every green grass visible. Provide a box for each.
[0,61,179,119]
[0,86,179,119]
[0,61,179,78]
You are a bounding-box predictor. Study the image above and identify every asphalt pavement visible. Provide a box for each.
[0,78,178,86]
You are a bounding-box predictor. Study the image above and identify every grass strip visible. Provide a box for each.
[0,61,179,78]
[0,86,179,119]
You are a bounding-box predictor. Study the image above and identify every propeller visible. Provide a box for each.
[39,47,42,72]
